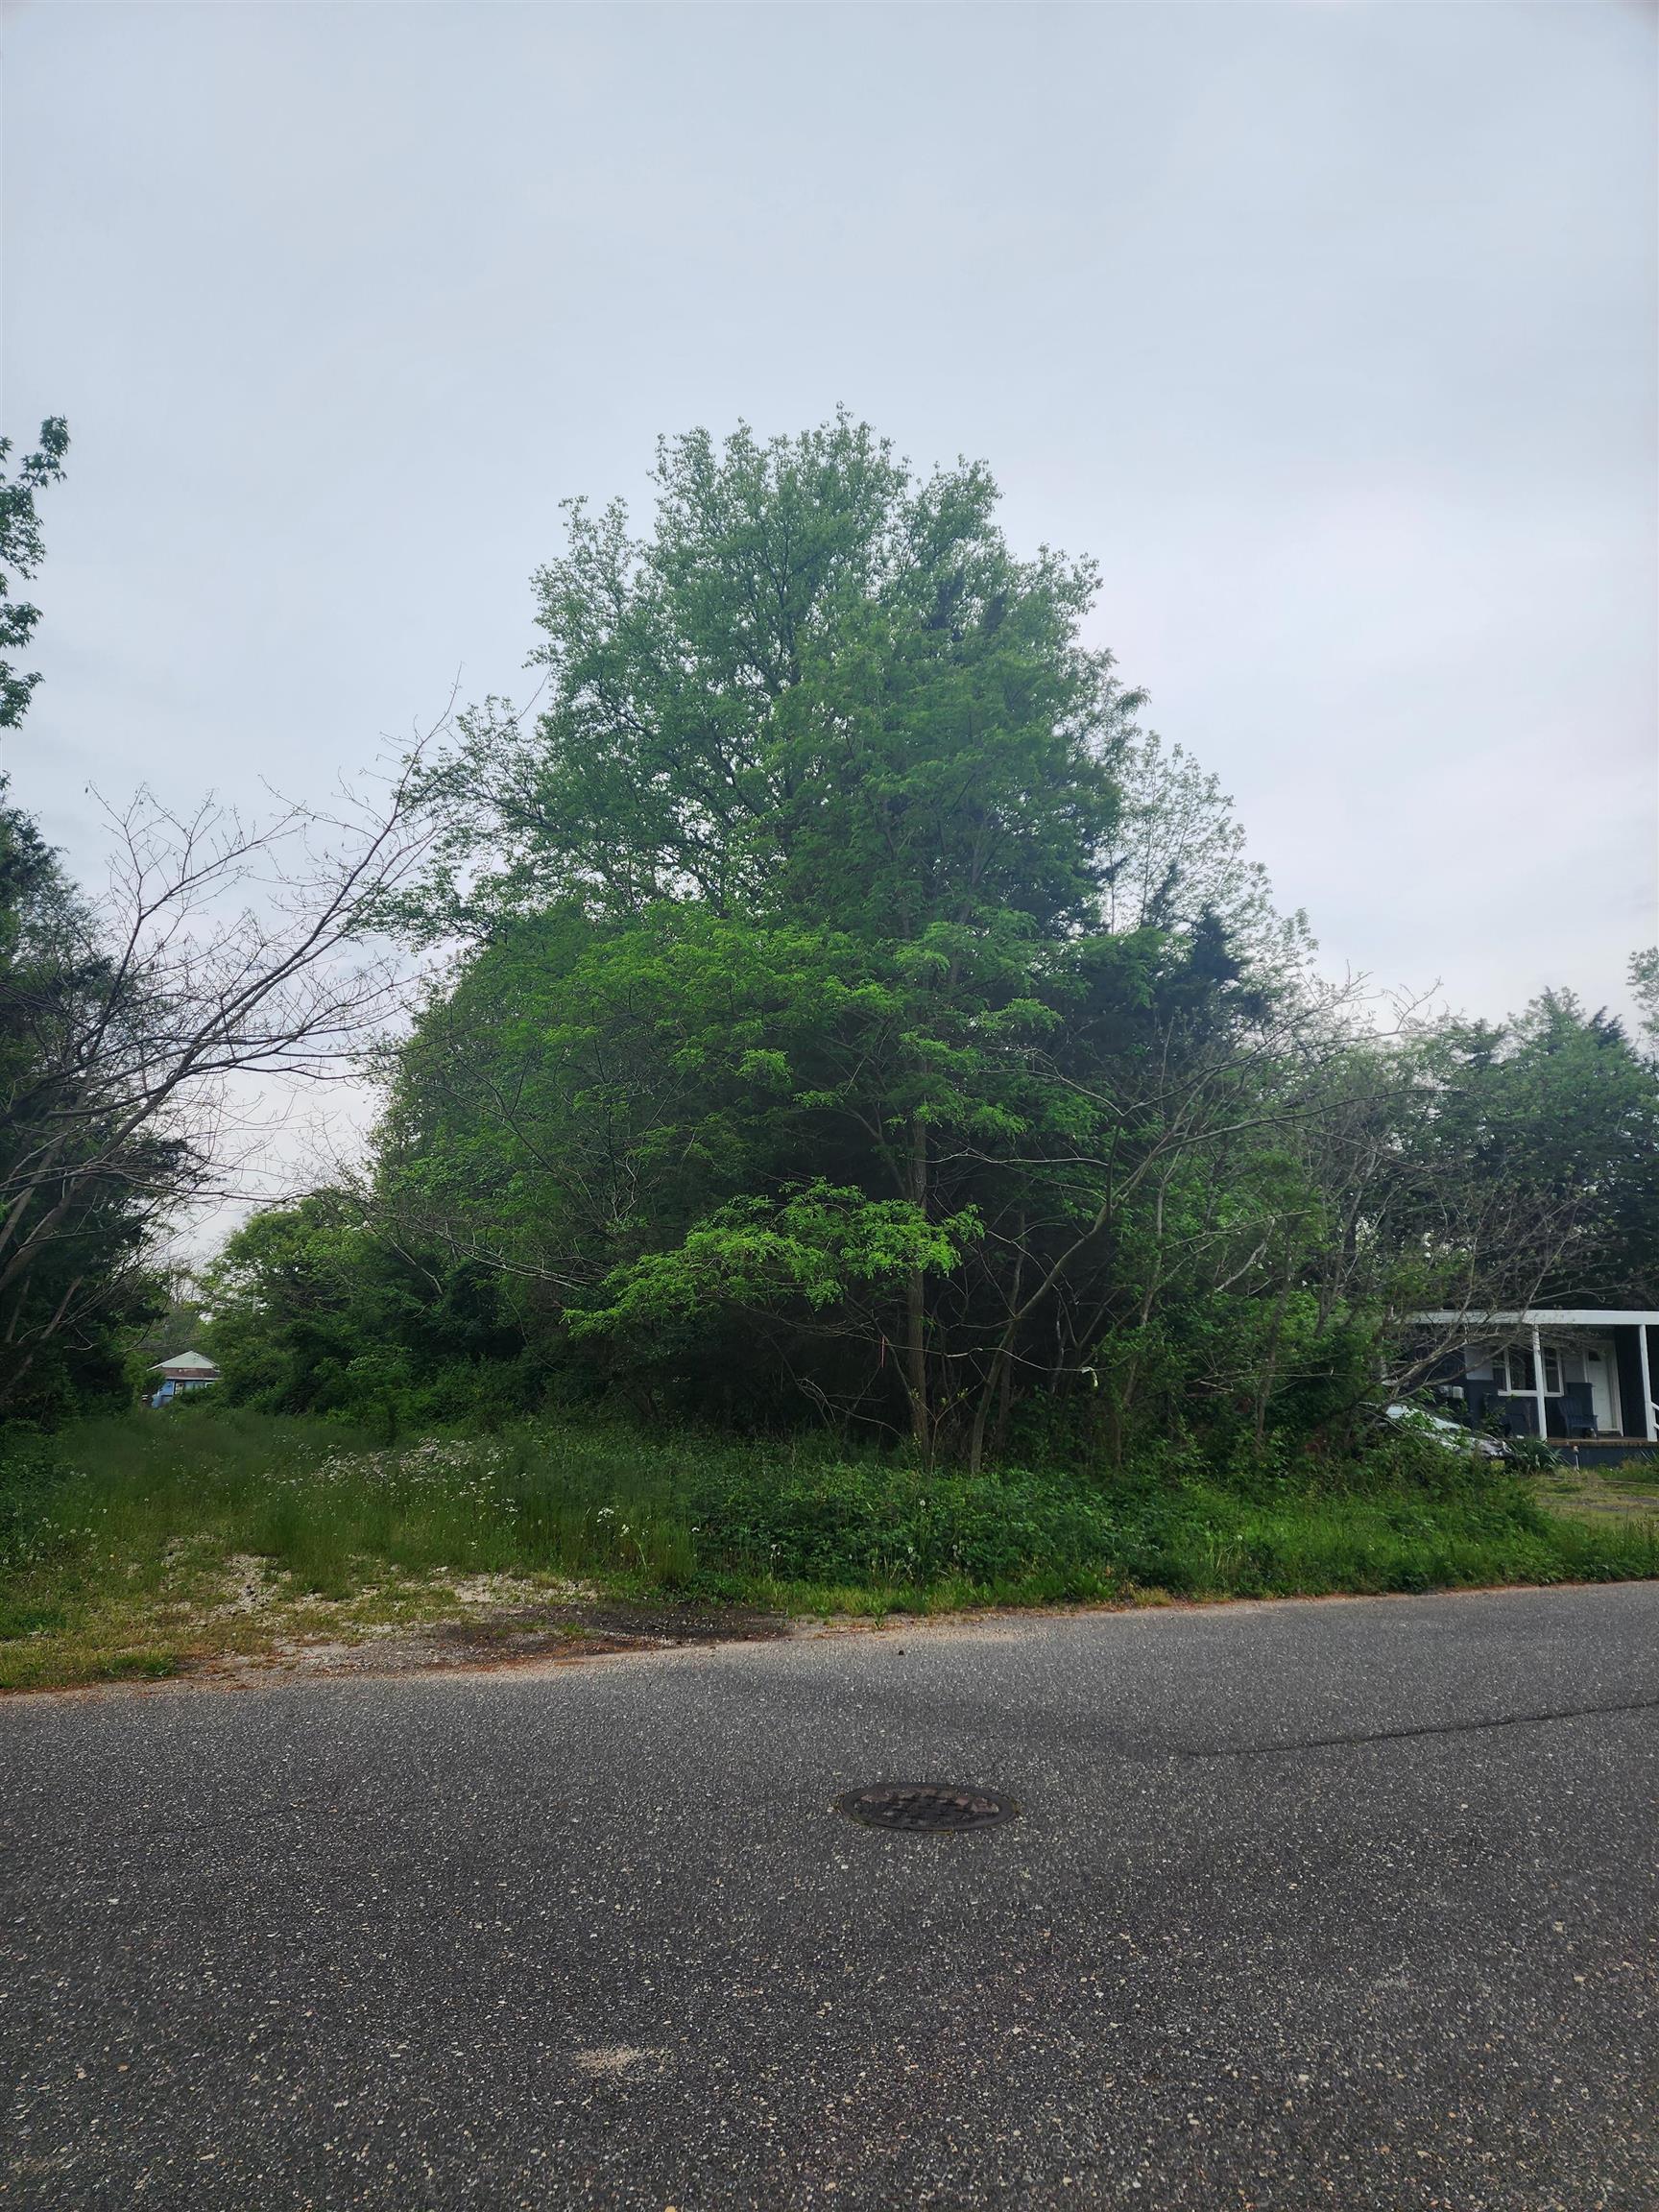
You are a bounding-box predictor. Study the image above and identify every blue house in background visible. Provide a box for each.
[1408,1309,1659,1463]
[147,1349,221,1407]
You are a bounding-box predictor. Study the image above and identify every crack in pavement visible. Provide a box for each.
[1182,1693,1659,1759]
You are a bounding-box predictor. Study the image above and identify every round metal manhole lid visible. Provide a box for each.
[833,1783,1020,1835]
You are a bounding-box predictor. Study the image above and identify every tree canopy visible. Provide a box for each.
[4,409,1647,1456]
[192,421,1397,1457]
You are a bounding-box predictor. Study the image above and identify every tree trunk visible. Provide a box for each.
[993,1340,1016,1456]
[969,1214,1025,1475]
[905,1113,930,1459]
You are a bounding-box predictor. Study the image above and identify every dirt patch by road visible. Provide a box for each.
[199,1595,792,1684]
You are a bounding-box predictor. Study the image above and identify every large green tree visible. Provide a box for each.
[359,418,1362,1461]
[408,413,1125,938]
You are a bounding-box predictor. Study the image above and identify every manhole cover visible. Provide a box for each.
[833,1783,1020,1834]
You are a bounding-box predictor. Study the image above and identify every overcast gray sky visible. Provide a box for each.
[5,0,1656,1025]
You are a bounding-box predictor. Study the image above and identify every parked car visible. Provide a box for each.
[1380,1401,1513,1460]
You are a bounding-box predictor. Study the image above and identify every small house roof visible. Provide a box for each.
[149,1349,220,1375]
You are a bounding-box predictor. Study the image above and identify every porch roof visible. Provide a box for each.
[1409,1310,1659,1328]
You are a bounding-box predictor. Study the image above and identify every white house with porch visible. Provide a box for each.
[1409,1310,1658,1459]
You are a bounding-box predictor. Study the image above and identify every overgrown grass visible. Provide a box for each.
[3,1406,1657,1690]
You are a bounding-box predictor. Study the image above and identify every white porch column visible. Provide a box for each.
[1530,1321,1549,1444]
[1638,1323,1656,1444]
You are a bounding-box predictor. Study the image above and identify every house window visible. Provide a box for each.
[1499,1345,1562,1397]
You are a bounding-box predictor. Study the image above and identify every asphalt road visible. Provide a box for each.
[5,1586,1658,2212]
